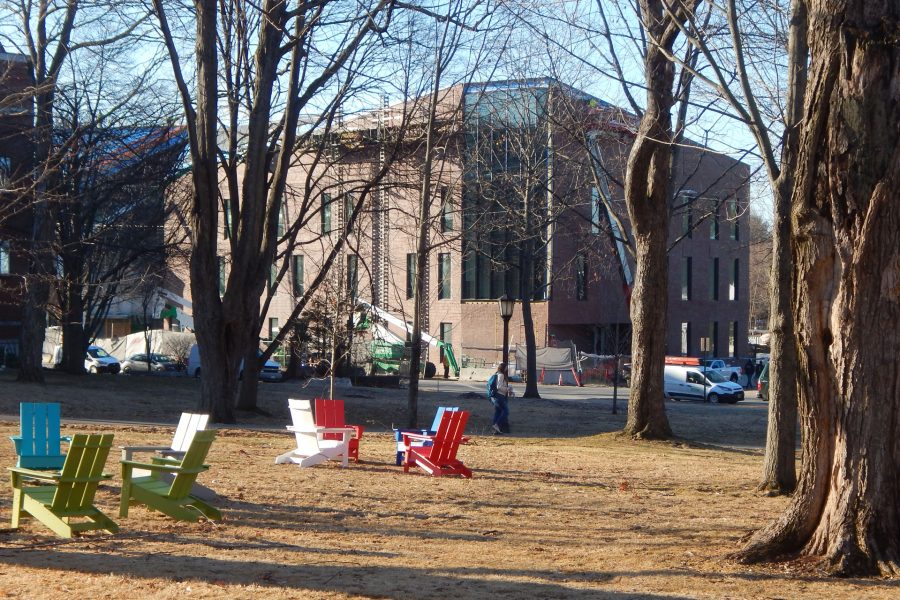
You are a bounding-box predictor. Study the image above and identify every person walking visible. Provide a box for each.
[489,363,513,434]
[744,358,756,389]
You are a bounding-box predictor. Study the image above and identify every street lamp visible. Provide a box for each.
[498,294,515,366]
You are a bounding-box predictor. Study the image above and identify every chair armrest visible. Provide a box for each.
[120,460,208,475]
[349,424,364,439]
[8,466,62,481]
[120,445,171,461]
[402,432,434,443]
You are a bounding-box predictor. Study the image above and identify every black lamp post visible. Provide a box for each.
[498,294,515,367]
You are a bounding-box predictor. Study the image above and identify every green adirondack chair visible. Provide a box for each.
[9,433,119,538]
[119,429,221,522]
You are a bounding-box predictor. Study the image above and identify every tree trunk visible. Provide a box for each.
[235,343,260,411]
[61,281,86,375]
[758,178,798,493]
[736,0,900,575]
[621,0,683,440]
[519,239,540,399]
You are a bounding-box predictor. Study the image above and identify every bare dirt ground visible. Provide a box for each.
[0,371,896,599]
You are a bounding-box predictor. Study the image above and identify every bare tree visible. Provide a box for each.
[735,0,900,575]
[153,0,396,422]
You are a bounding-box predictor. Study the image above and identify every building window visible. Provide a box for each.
[575,254,587,300]
[223,199,232,239]
[323,194,333,233]
[269,265,278,294]
[730,258,739,301]
[728,200,739,241]
[268,317,280,340]
[591,187,601,235]
[709,257,719,301]
[681,257,692,301]
[0,241,9,274]
[277,207,285,238]
[708,321,719,357]
[406,253,416,299]
[292,255,304,297]
[440,186,453,232]
[681,322,691,355]
[729,321,738,356]
[682,199,693,239]
[347,255,358,300]
[0,156,10,188]
[438,253,451,300]
[218,257,226,295]
[440,322,452,364]
[710,203,719,240]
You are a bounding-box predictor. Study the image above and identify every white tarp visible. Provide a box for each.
[514,345,576,371]
[94,330,196,360]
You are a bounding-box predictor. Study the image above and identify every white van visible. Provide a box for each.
[187,343,283,382]
[664,365,744,403]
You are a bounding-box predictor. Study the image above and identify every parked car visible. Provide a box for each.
[121,353,179,374]
[85,345,120,374]
[757,362,770,401]
[700,359,744,382]
[187,344,283,382]
[664,364,745,403]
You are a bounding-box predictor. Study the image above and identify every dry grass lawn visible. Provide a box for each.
[0,372,896,599]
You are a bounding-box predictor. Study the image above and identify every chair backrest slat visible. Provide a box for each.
[289,399,321,456]
[18,403,65,468]
[171,413,210,452]
[314,398,346,441]
[167,429,216,500]
[51,433,113,512]
[430,411,469,465]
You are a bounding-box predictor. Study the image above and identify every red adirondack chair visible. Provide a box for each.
[314,398,364,463]
[402,409,472,478]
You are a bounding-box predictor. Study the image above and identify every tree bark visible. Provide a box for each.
[235,342,261,411]
[520,239,540,399]
[61,280,86,375]
[736,0,900,575]
[621,0,685,440]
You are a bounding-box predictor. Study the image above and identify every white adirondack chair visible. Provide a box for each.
[120,412,210,462]
[275,399,354,468]
[119,413,214,500]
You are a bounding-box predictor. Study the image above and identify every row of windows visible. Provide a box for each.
[224,187,456,240]
[679,321,740,357]
[681,257,740,302]
[406,253,452,300]
[681,198,741,241]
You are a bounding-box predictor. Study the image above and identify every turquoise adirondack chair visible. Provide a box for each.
[119,429,221,522]
[10,403,70,470]
[9,433,119,538]
[394,406,460,465]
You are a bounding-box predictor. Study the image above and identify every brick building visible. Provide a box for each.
[0,49,33,358]
[167,79,750,370]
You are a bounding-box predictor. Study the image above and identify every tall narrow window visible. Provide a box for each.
[575,254,587,300]
[729,321,738,356]
[709,203,719,240]
[709,257,719,301]
[682,196,693,238]
[269,265,278,294]
[406,253,416,299]
[438,253,451,299]
[292,255,304,296]
[728,200,739,241]
[277,207,284,238]
[440,322,452,364]
[440,186,453,232]
[709,322,719,357]
[218,257,226,295]
[0,241,10,274]
[223,199,232,239]
[730,258,739,301]
[0,156,10,188]
[681,257,692,301]
[591,187,601,235]
[324,194,333,233]
[681,322,691,355]
[347,255,358,300]
[268,317,280,340]
[344,193,353,224]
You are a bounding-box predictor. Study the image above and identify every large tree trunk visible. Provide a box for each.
[235,342,261,411]
[736,0,900,575]
[519,239,540,399]
[621,0,684,440]
[61,281,86,375]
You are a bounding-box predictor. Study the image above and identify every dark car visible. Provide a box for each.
[757,362,770,401]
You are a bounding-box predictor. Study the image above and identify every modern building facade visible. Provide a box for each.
[167,79,750,370]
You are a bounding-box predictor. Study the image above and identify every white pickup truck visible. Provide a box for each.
[700,359,744,383]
